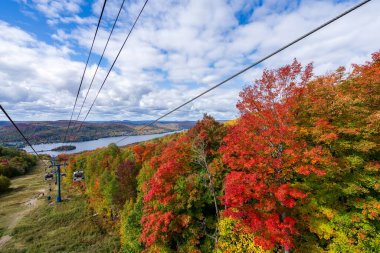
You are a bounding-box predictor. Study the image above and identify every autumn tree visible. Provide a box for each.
[64,52,379,253]
[115,159,139,206]
[220,59,332,251]
[140,115,226,252]
[120,140,170,252]
[216,217,270,253]
[295,52,380,252]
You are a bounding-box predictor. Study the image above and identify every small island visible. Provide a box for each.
[52,145,76,151]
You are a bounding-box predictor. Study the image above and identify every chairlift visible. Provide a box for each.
[44,172,54,181]
[73,170,84,182]
[61,172,67,177]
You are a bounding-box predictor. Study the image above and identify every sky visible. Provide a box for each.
[0,0,379,122]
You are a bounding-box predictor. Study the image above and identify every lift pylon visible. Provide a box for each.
[49,156,67,203]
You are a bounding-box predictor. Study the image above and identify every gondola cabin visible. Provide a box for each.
[73,170,84,182]
[44,172,54,181]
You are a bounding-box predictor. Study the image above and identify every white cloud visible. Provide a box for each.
[31,0,83,18]
[1,0,379,122]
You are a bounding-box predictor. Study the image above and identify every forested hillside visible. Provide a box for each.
[0,121,192,146]
[65,52,379,252]
[0,147,37,193]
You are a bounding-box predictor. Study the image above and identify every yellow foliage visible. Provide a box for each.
[321,207,337,220]
[309,219,335,240]
[120,199,134,249]
[224,119,239,127]
[215,217,270,253]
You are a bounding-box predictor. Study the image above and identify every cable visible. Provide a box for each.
[0,105,49,167]
[76,0,150,131]
[116,0,371,144]
[111,125,177,146]
[62,0,108,143]
[71,0,127,132]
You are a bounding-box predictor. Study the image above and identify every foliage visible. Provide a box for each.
[0,175,11,192]
[140,115,227,252]
[216,217,270,253]
[294,51,380,252]
[220,59,332,250]
[0,146,37,178]
[2,192,120,252]
[0,146,37,193]
[120,196,144,252]
[66,52,380,253]
[115,159,139,205]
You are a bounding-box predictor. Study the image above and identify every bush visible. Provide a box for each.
[0,146,37,178]
[0,175,11,192]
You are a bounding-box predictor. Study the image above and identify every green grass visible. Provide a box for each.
[0,227,5,237]
[0,161,46,236]
[0,161,120,252]
[2,191,120,252]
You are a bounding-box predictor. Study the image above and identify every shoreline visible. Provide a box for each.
[2,129,182,149]
[21,130,183,155]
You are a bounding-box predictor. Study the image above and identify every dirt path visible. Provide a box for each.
[0,235,12,248]
[0,160,49,249]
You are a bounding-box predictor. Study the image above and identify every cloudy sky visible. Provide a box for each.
[0,0,379,122]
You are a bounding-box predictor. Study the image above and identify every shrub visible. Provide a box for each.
[0,175,11,192]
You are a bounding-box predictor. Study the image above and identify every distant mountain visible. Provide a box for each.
[0,121,10,126]
[122,120,197,129]
[0,119,237,147]
[0,120,195,146]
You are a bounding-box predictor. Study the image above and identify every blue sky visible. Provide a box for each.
[0,0,379,121]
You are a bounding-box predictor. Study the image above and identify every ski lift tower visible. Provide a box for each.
[49,156,67,202]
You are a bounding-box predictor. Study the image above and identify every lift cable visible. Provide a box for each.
[62,0,108,143]
[71,0,127,132]
[76,0,150,131]
[116,0,371,144]
[0,105,49,167]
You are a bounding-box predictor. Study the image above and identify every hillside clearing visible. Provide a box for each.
[0,160,120,252]
[0,161,47,243]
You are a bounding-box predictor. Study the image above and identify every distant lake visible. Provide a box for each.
[23,131,177,156]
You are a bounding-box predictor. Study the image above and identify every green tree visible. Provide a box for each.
[0,175,11,192]
[295,52,380,252]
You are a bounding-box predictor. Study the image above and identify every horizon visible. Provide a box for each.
[0,119,225,123]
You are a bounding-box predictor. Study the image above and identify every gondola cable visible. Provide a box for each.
[76,0,150,131]
[62,0,108,143]
[0,105,49,168]
[113,0,372,144]
[71,0,127,133]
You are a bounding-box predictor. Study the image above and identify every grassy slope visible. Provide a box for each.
[0,161,46,238]
[0,161,120,252]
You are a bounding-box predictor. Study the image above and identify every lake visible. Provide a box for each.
[23,131,177,156]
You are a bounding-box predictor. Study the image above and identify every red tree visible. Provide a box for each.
[115,159,139,205]
[140,115,226,251]
[220,60,331,250]
[140,135,193,248]
[133,143,158,165]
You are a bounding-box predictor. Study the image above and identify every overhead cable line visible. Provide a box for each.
[62,0,108,143]
[116,0,371,144]
[71,0,127,132]
[76,0,150,131]
[0,105,49,167]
